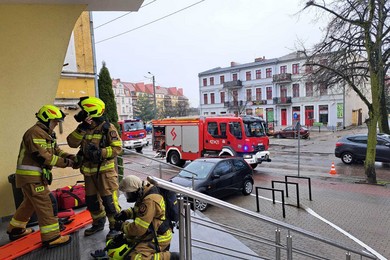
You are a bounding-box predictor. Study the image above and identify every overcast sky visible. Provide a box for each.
[92,0,327,107]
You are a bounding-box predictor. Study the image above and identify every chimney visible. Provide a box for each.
[255,56,266,62]
[231,61,240,67]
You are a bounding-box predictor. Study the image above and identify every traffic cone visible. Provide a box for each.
[329,162,337,175]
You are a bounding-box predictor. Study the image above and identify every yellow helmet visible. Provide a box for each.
[106,238,131,260]
[78,96,105,118]
[36,105,65,122]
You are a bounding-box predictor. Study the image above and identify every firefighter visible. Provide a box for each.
[113,175,179,260]
[67,96,122,240]
[7,105,75,248]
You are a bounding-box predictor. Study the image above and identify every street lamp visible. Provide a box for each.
[148,72,157,119]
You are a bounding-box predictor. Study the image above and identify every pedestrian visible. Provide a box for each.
[7,105,75,248]
[67,96,123,241]
[113,175,179,260]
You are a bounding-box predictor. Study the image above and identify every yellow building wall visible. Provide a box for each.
[0,4,85,217]
[74,12,94,74]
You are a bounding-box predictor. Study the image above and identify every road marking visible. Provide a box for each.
[250,194,386,260]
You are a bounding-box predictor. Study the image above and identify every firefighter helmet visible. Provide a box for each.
[119,175,143,193]
[36,105,65,122]
[78,96,105,118]
[105,237,131,260]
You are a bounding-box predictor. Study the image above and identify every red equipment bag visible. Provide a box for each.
[52,181,86,210]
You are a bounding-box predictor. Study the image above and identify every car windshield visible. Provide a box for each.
[178,161,215,179]
[244,121,266,137]
[124,121,143,131]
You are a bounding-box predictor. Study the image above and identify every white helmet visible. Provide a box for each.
[119,175,143,193]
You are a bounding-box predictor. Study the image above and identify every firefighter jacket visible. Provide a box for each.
[122,184,173,245]
[15,121,73,187]
[67,120,122,176]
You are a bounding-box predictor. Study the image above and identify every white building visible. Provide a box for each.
[112,79,133,120]
[198,52,368,130]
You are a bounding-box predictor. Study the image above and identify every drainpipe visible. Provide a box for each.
[89,11,99,98]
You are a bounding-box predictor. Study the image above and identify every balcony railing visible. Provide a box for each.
[273,73,292,83]
[273,96,292,104]
[224,100,244,107]
[252,100,268,105]
[223,80,242,88]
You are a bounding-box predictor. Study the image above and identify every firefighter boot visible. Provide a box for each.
[106,229,121,241]
[7,227,35,241]
[43,235,71,248]
[85,218,106,236]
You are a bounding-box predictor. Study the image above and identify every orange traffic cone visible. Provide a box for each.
[329,162,337,175]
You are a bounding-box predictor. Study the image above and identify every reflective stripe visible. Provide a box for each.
[71,131,84,140]
[157,229,172,243]
[135,217,150,229]
[112,190,121,212]
[106,147,112,158]
[111,140,122,147]
[153,253,161,260]
[33,138,46,145]
[91,212,106,220]
[40,222,59,234]
[50,155,59,166]
[16,169,41,176]
[85,134,103,140]
[10,218,28,228]
[17,165,42,172]
[135,254,142,260]
[81,162,115,174]
[58,151,65,157]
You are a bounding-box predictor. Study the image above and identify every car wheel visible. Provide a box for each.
[276,134,281,139]
[341,152,354,164]
[242,180,253,196]
[194,199,208,212]
[169,151,185,167]
[250,163,258,169]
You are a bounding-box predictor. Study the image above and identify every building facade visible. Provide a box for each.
[199,52,368,130]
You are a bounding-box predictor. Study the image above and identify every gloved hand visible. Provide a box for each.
[114,221,124,232]
[114,211,128,221]
[77,121,90,131]
[42,168,53,185]
[86,143,102,163]
[65,158,74,168]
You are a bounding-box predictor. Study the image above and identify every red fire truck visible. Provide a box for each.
[151,115,271,168]
[118,119,148,153]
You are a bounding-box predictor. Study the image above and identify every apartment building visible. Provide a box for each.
[112,79,134,120]
[199,52,368,129]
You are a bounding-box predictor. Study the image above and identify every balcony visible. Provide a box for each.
[223,80,242,89]
[251,100,268,105]
[273,96,292,105]
[273,73,292,83]
[224,100,244,108]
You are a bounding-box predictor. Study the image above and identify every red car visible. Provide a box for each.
[272,126,310,139]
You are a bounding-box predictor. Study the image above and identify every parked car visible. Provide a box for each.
[271,126,310,139]
[335,134,390,164]
[170,157,254,212]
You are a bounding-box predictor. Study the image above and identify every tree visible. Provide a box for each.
[98,61,119,130]
[133,93,155,122]
[303,0,390,183]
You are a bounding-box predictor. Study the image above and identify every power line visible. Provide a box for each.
[95,0,206,44]
[94,0,157,30]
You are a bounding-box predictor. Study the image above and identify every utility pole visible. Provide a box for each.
[148,72,157,119]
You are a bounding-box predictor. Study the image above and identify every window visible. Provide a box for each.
[220,92,225,103]
[210,77,214,85]
[266,68,272,78]
[203,78,207,86]
[203,93,208,104]
[256,88,262,101]
[266,87,272,100]
[320,83,327,96]
[292,63,299,74]
[255,69,261,79]
[246,108,253,115]
[210,93,215,104]
[246,89,252,101]
[220,75,225,84]
[293,84,300,97]
[246,71,251,81]
[207,122,218,136]
[232,73,238,81]
[305,64,313,73]
[214,161,232,176]
[280,65,287,74]
[305,82,313,97]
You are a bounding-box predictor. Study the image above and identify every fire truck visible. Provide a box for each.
[151,115,271,168]
[118,119,148,153]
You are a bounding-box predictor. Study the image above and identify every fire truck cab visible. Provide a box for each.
[152,116,271,168]
[118,119,148,153]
